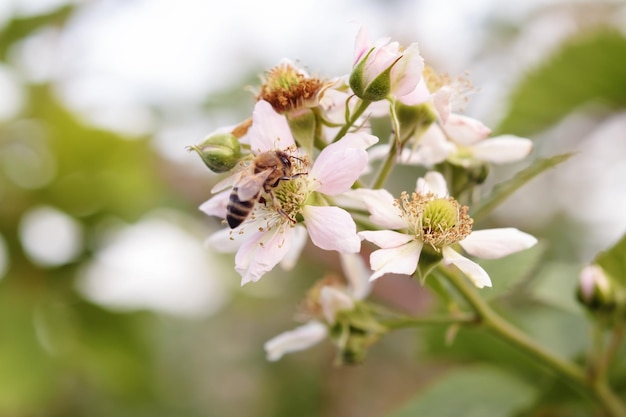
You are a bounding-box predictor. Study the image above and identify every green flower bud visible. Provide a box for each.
[394,102,437,145]
[349,53,396,102]
[577,264,617,313]
[187,133,241,173]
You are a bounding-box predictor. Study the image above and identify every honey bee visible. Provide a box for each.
[226,150,304,228]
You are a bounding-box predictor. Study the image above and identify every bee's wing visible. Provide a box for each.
[236,169,273,201]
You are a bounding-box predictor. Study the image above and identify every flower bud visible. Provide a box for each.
[187,133,241,173]
[577,264,616,313]
[394,101,437,145]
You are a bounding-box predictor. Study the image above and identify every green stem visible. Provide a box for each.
[437,266,626,417]
[381,313,477,330]
[331,98,371,143]
[371,139,398,189]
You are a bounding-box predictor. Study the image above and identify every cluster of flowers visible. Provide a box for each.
[191,26,538,362]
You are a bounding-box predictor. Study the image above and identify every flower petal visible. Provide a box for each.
[264,321,328,361]
[359,229,414,249]
[346,188,406,229]
[459,228,537,259]
[249,100,295,152]
[320,286,355,323]
[310,147,368,195]
[303,205,360,253]
[280,224,308,271]
[340,253,372,300]
[205,227,242,253]
[235,226,293,285]
[199,190,230,219]
[332,132,379,150]
[390,43,424,97]
[443,113,491,146]
[471,135,533,164]
[442,246,492,288]
[368,240,422,280]
[416,171,449,197]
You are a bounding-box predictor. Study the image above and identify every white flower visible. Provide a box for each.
[200,100,377,285]
[264,253,372,361]
[357,172,537,288]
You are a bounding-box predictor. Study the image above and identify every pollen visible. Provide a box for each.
[258,62,325,114]
[396,191,473,250]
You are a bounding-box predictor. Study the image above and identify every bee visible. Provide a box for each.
[226,150,304,228]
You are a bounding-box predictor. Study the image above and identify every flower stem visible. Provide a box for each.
[381,312,477,329]
[371,139,398,189]
[437,266,626,417]
[331,98,371,143]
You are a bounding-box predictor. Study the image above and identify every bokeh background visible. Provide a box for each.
[1,0,626,416]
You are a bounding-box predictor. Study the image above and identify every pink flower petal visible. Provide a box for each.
[264,321,328,361]
[459,228,537,259]
[347,188,406,229]
[396,77,432,106]
[368,240,422,281]
[433,86,452,124]
[390,43,424,97]
[280,224,308,271]
[442,246,492,288]
[471,135,533,164]
[235,225,293,285]
[353,25,372,65]
[443,113,491,146]
[359,230,414,249]
[333,132,379,150]
[310,147,368,195]
[303,205,360,253]
[199,190,229,219]
[249,100,295,152]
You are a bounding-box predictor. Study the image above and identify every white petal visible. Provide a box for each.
[320,286,355,323]
[235,226,293,285]
[459,228,537,260]
[340,253,372,300]
[346,188,406,229]
[359,229,414,249]
[396,77,432,106]
[249,100,295,152]
[442,246,492,288]
[416,171,449,197]
[410,124,455,166]
[310,147,368,195]
[433,86,452,124]
[205,228,241,253]
[264,321,328,361]
[303,205,360,253]
[199,190,230,219]
[443,113,491,146]
[332,132,379,150]
[280,224,308,271]
[368,240,422,281]
[471,136,533,164]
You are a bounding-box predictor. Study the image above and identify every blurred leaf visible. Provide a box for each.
[15,83,169,222]
[389,365,538,417]
[498,29,626,136]
[530,261,586,314]
[0,5,75,60]
[595,233,626,288]
[471,153,573,222]
[479,242,545,300]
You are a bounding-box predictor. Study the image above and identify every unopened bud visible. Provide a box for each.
[577,264,616,312]
[394,102,437,145]
[187,133,241,173]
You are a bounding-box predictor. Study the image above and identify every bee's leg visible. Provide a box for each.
[267,189,296,224]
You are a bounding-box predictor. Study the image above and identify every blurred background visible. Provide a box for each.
[1,0,626,416]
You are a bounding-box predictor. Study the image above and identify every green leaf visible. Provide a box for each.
[471,153,573,222]
[479,242,545,300]
[0,5,75,60]
[497,29,626,136]
[595,233,626,288]
[389,365,539,417]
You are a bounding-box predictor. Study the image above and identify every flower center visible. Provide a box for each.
[258,62,325,114]
[396,191,473,250]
